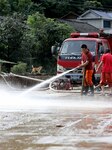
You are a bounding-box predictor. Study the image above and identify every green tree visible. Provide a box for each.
[11,61,27,74]
[0,0,11,15]
[26,12,74,71]
[84,0,103,10]
[98,0,112,10]
[0,0,43,16]
[34,0,84,17]
[0,14,29,63]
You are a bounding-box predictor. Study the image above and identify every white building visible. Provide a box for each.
[77,9,112,33]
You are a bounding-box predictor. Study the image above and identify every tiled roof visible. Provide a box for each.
[60,11,79,19]
[78,9,112,20]
[58,19,99,33]
[93,10,112,19]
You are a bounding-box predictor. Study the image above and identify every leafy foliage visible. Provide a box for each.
[0,7,73,73]
[26,12,74,67]
[11,62,27,74]
[0,0,42,16]
[0,14,28,62]
[32,0,112,17]
[84,0,103,10]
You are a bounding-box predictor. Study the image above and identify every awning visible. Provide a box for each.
[0,59,16,64]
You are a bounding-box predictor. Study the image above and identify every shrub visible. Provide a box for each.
[11,62,27,74]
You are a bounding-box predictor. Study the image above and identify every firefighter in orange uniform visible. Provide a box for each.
[96,49,112,96]
[77,44,94,96]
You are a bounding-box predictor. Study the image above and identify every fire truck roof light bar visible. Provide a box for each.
[70,32,100,38]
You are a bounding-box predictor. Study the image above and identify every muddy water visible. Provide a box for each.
[0,89,112,150]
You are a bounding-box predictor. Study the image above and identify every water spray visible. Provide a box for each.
[0,73,15,89]
[21,67,79,95]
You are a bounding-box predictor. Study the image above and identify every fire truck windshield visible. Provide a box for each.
[60,40,96,55]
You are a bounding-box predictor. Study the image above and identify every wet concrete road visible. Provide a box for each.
[0,90,112,150]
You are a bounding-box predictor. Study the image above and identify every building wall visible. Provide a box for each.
[80,19,103,29]
[82,13,99,18]
[78,10,112,33]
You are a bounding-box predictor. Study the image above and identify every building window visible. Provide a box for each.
[103,20,111,28]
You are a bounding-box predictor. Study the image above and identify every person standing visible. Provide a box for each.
[96,49,112,95]
[94,50,105,93]
[78,44,94,96]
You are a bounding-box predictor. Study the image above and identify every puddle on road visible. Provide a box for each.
[0,85,112,150]
[0,111,112,150]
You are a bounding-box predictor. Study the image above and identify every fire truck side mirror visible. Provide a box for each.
[51,45,56,55]
[51,45,60,55]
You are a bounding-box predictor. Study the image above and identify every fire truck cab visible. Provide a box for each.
[52,32,112,83]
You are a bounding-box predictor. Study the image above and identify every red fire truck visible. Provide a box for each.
[52,32,112,84]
